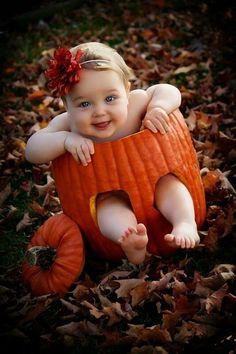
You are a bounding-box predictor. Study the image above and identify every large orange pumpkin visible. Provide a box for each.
[22,213,85,296]
[51,109,206,262]
[23,109,206,295]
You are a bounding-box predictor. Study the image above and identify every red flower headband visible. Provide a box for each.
[44,47,83,96]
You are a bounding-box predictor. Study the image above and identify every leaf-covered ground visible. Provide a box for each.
[0,1,235,353]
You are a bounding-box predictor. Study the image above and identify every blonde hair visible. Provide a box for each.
[70,42,134,88]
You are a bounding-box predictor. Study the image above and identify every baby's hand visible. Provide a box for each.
[64,132,94,166]
[140,107,170,134]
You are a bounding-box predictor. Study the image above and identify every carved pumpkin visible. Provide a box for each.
[22,213,85,296]
[51,109,206,262]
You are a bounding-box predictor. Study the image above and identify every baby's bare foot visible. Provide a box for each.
[118,223,148,264]
[164,222,200,249]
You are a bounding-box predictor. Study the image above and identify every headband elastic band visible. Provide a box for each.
[80,59,110,65]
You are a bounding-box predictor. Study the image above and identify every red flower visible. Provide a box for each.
[44,47,83,96]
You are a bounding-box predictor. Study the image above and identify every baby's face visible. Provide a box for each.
[65,69,129,141]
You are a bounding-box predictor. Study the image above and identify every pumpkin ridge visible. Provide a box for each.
[171,111,206,225]
[123,134,146,223]
[127,132,153,224]
[174,113,202,219]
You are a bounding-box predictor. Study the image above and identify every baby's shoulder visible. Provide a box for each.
[129,89,148,101]
[128,89,149,119]
[47,112,70,132]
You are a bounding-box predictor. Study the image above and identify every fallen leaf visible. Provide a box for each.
[29,200,46,215]
[205,283,229,313]
[115,278,146,298]
[201,170,221,192]
[0,183,11,206]
[130,345,168,354]
[222,293,236,313]
[33,175,55,196]
[16,212,37,232]
[81,300,104,319]
[174,321,195,343]
[130,282,149,306]
[174,63,197,75]
[28,89,46,101]
[162,310,181,332]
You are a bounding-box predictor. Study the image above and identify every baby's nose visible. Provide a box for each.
[94,103,106,116]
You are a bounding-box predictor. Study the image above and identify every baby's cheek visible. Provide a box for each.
[71,112,84,128]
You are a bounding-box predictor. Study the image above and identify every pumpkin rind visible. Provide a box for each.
[51,109,206,261]
[22,213,85,296]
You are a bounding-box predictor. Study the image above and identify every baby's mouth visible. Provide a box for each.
[93,121,111,129]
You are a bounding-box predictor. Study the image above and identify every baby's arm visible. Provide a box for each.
[146,83,181,114]
[142,84,181,134]
[25,112,94,165]
[25,112,70,164]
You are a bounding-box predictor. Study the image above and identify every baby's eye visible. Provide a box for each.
[105,95,116,103]
[79,101,90,108]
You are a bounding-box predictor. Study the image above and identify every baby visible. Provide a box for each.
[26,42,200,264]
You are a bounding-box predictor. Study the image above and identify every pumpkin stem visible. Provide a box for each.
[25,246,57,270]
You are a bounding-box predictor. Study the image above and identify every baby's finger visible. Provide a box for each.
[81,144,92,163]
[153,116,169,133]
[155,108,171,123]
[145,120,158,133]
[71,151,80,163]
[86,139,94,155]
[77,148,88,166]
[147,119,166,134]
[140,123,145,131]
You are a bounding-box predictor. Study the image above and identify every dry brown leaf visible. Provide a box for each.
[174,63,197,75]
[200,272,236,290]
[138,325,172,344]
[29,200,46,215]
[99,270,132,285]
[212,264,235,274]
[60,299,80,314]
[81,300,104,319]
[203,226,219,251]
[0,183,11,207]
[185,110,197,131]
[130,282,149,306]
[172,278,187,296]
[107,302,137,322]
[16,212,37,232]
[148,271,175,293]
[28,89,46,101]
[115,278,146,298]
[127,324,172,344]
[174,294,200,316]
[162,310,181,332]
[102,306,121,326]
[193,139,217,157]
[33,175,55,196]
[222,293,236,313]
[130,345,168,354]
[72,284,90,301]
[205,283,229,313]
[57,322,82,337]
[194,283,212,298]
[189,321,219,338]
[201,170,221,192]
[56,321,85,337]
[218,131,236,151]
[174,321,195,343]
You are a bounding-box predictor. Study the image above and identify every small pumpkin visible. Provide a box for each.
[22,213,85,296]
[52,109,206,261]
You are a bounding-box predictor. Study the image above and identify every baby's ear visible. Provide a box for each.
[126,81,131,93]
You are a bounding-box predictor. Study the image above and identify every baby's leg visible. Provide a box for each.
[97,193,148,264]
[154,174,200,248]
